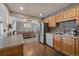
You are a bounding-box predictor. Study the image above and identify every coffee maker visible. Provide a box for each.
[71,29,78,36]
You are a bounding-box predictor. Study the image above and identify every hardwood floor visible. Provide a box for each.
[23,39,65,56]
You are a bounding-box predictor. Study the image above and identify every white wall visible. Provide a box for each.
[0,4,12,36]
[16,21,39,32]
[10,12,41,22]
[0,4,41,36]
[11,13,41,32]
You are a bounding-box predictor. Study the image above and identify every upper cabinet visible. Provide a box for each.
[55,8,76,23]
[42,17,48,23]
[76,7,79,25]
[45,7,79,26]
[56,13,64,22]
[64,8,76,20]
[48,16,56,27]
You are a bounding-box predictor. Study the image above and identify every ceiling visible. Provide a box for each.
[6,3,71,18]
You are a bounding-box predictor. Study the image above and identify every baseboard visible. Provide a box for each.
[45,43,54,48]
[39,42,66,56]
[53,47,66,56]
[39,41,46,45]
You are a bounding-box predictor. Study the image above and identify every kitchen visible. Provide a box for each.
[0,3,79,56]
[40,4,79,56]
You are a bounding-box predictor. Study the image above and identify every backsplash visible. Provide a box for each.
[49,20,79,35]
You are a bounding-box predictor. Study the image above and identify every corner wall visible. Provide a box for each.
[0,4,12,36]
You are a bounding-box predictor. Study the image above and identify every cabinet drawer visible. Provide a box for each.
[56,13,64,22]
[64,8,76,19]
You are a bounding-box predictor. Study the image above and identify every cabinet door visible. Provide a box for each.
[48,16,56,27]
[76,7,79,25]
[76,39,79,56]
[64,8,76,19]
[62,37,75,56]
[56,13,64,22]
[43,18,48,23]
[54,35,62,51]
[0,45,23,56]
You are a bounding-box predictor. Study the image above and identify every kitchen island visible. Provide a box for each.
[0,34,24,56]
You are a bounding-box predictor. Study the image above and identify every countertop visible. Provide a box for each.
[0,34,24,50]
[54,34,79,39]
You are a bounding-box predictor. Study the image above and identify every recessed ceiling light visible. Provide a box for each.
[20,6,24,10]
[40,13,43,16]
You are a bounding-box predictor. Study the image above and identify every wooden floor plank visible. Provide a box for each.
[23,41,65,56]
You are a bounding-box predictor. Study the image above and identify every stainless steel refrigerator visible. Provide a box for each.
[39,23,49,44]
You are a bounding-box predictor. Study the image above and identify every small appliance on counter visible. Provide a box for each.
[55,32,64,35]
[71,29,78,36]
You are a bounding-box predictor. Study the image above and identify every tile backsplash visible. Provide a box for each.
[49,20,79,35]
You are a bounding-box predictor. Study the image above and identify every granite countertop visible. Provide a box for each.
[54,34,79,39]
[0,34,24,50]
[73,36,79,39]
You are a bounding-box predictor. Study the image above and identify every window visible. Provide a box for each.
[24,23,31,28]
[24,24,26,28]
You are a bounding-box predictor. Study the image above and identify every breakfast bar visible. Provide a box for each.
[0,34,24,56]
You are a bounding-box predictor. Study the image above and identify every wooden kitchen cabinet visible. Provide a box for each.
[54,35,62,51]
[76,7,79,25]
[48,16,56,27]
[43,18,49,23]
[64,8,76,20]
[76,39,79,56]
[56,8,76,23]
[56,13,64,22]
[62,36,75,56]
[0,45,23,56]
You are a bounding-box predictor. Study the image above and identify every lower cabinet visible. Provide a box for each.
[54,35,76,56]
[54,35,62,51]
[76,39,79,56]
[62,36,75,56]
[0,45,23,56]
